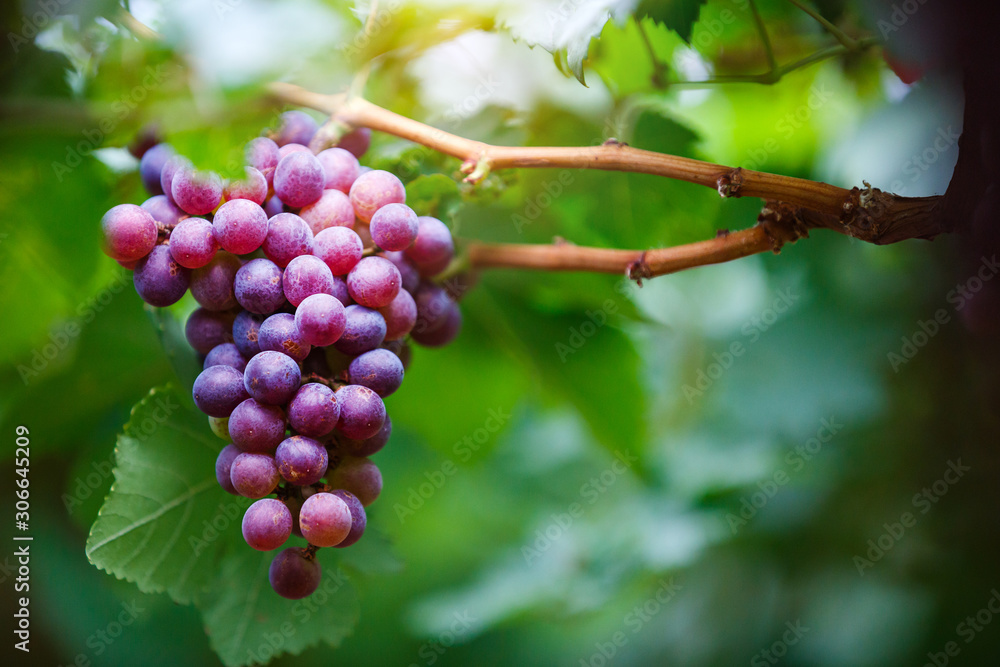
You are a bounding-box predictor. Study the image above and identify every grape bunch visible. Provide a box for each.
[101,111,462,599]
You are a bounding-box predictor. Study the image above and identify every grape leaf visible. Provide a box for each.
[636,0,709,43]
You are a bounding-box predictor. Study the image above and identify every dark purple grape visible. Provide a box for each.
[348,348,404,397]
[283,255,335,307]
[328,457,382,507]
[101,204,158,262]
[168,217,217,269]
[337,127,371,158]
[370,203,418,251]
[224,166,268,205]
[243,350,301,405]
[229,398,286,453]
[300,189,355,234]
[171,165,223,215]
[273,151,325,208]
[378,289,417,341]
[139,143,174,195]
[191,252,241,311]
[204,342,248,372]
[405,216,454,276]
[287,383,340,437]
[315,227,363,276]
[348,169,405,223]
[412,300,462,347]
[159,154,191,205]
[275,435,329,486]
[185,308,235,355]
[273,111,319,147]
[412,282,452,335]
[258,312,311,362]
[330,275,350,306]
[295,294,346,347]
[141,194,186,227]
[213,199,269,255]
[215,443,241,495]
[233,310,265,358]
[334,385,385,441]
[330,489,366,547]
[299,492,352,547]
[242,498,293,551]
[246,136,280,187]
[128,126,161,160]
[346,256,401,308]
[333,305,386,355]
[263,196,284,217]
[193,365,249,417]
[341,415,390,458]
[269,547,321,599]
[382,251,420,293]
[263,212,314,268]
[234,258,285,314]
[230,452,280,498]
[134,245,191,307]
[316,147,360,194]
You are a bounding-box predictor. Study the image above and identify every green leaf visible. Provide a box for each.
[637,0,709,43]
[405,173,464,223]
[147,299,202,402]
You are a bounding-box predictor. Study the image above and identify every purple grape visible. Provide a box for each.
[134,245,191,307]
[191,252,241,311]
[295,294,346,347]
[273,111,319,147]
[276,435,329,485]
[168,217,217,269]
[412,282,452,335]
[299,189,355,234]
[204,342,248,372]
[185,308,235,355]
[213,199,269,255]
[330,489,366,547]
[140,194,186,227]
[269,547,321,599]
[246,136,280,186]
[370,203,418,251]
[328,456,382,507]
[283,255,335,307]
[193,365,249,417]
[337,127,371,158]
[341,415,391,458]
[215,444,241,495]
[412,301,462,347]
[287,383,340,438]
[259,312,311,362]
[405,216,454,276]
[273,152,325,208]
[348,348,404,398]
[235,258,285,314]
[278,143,311,160]
[334,305,386,355]
[348,169,405,223]
[315,227,363,276]
[233,310,265,358]
[139,143,175,195]
[101,204,158,262]
[334,385,385,441]
[230,452,280,498]
[330,275,350,306]
[229,398,287,453]
[382,251,420,293]
[299,492,352,547]
[346,256,401,309]
[242,498,293,551]
[316,147,360,194]
[244,350,301,405]
[224,166,268,205]
[378,289,417,341]
[160,155,191,205]
[263,213,314,268]
[171,165,223,215]
[263,196,285,217]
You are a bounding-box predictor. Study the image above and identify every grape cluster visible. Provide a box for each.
[101,111,461,599]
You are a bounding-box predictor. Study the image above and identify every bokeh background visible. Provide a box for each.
[2,0,999,665]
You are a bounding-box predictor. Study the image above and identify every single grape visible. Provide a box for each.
[215,443,241,495]
[208,416,230,441]
[191,252,241,311]
[273,110,319,147]
[168,217,217,269]
[346,256,401,308]
[230,452,280,498]
[204,342,248,372]
[171,165,223,215]
[412,300,462,347]
[224,166,268,205]
[287,383,340,438]
[192,364,249,417]
[141,194,186,227]
[243,350,301,405]
[276,435,329,486]
[334,385,385,441]
[139,143,175,195]
[269,547,321,599]
[283,255,335,307]
[330,489,367,548]
[299,492,352,547]
[185,308,235,355]
[382,251,420,293]
[295,294,346,347]
[258,312,311,362]
[213,199,269,255]
[314,227,363,276]
[134,245,191,307]
[348,348,404,397]
[234,258,285,314]
[405,216,454,277]
[316,147,360,194]
[278,143,311,160]
[128,126,161,160]
[229,398,286,453]
[337,127,371,158]
[348,169,405,223]
[101,204,158,262]
[263,195,284,217]
[273,151,325,208]
[242,498,293,551]
[299,189,355,234]
[159,154,191,205]
[341,415,391,458]
[328,456,382,507]
[378,289,417,341]
[330,275,350,306]
[233,310,265,358]
[245,136,280,187]
[370,203,418,251]
[412,282,453,335]
[263,212,314,268]
[333,305,386,355]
